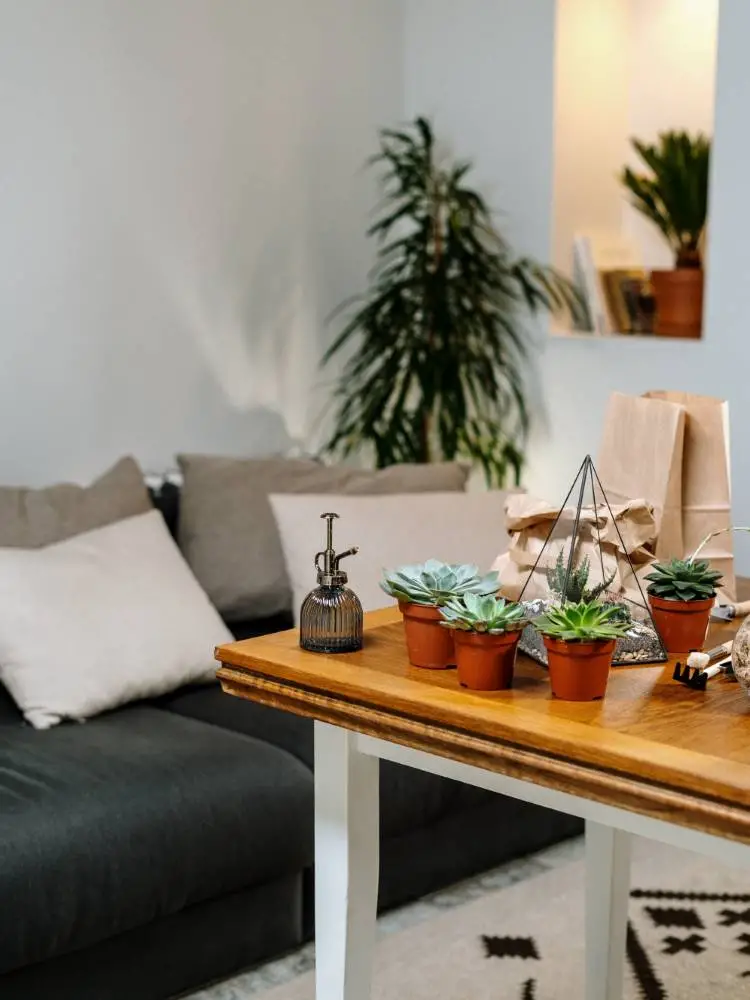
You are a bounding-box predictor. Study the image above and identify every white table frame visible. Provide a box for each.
[314,721,750,1000]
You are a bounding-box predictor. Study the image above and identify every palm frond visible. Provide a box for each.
[321,116,580,485]
[620,130,711,266]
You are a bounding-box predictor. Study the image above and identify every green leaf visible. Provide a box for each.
[620,131,710,265]
[319,115,580,482]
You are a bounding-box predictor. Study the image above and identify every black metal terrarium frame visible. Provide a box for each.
[517,454,667,667]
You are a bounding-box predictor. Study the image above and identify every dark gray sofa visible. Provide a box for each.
[0,483,582,1000]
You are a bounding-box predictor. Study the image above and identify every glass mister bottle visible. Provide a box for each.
[299,513,363,654]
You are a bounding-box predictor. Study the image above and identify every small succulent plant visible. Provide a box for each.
[380,559,499,607]
[440,593,526,634]
[534,600,632,642]
[546,548,616,603]
[645,558,722,603]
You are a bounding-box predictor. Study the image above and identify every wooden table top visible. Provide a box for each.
[216,606,750,844]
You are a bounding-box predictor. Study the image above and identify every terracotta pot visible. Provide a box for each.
[398,602,454,669]
[452,629,522,691]
[648,594,715,655]
[651,268,703,338]
[543,636,616,701]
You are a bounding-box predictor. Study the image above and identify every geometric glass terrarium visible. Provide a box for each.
[516,455,667,667]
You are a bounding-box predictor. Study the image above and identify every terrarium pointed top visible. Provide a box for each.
[516,454,667,666]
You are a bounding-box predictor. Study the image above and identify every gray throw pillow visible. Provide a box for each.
[176,455,470,621]
[0,457,152,547]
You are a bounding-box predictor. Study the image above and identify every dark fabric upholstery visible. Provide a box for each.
[160,685,449,839]
[377,794,583,912]
[0,873,302,1000]
[301,795,582,938]
[148,480,181,540]
[229,613,294,641]
[159,684,314,766]
[0,681,22,726]
[0,705,313,976]
[159,687,583,854]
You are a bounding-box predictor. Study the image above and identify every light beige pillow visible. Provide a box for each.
[0,510,233,729]
[176,456,470,621]
[0,456,151,547]
[268,491,514,622]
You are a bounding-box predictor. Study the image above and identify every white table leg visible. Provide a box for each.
[315,721,379,1000]
[586,821,631,1000]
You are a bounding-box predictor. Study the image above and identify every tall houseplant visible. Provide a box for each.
[322,117,581,487]
[620,130,710,338]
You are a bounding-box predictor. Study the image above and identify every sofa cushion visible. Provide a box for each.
[0,510,233,728]
[0,704,313,975]
[270,490,514,621]
[176,455,469,622]
[0,457,151,547]
[160,684,448,840]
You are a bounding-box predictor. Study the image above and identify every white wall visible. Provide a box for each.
[623,0,719,269]
[405,0,750,569]
[552,0,719,276]
[0,0,402,484]
[552,0,629,275]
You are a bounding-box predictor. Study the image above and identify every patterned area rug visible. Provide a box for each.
[197,837,750,1000]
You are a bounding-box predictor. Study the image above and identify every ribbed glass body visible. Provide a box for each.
[299,585,363,654]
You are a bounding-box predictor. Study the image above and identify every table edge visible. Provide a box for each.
[217,662,750,846]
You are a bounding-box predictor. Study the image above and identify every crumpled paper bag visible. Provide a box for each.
[492,493,657,604]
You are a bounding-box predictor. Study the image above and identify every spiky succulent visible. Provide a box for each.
[534,601,632,642]
[440,593,526,635]
[546,548,616,603]
[380,559,499,607]
[645,558,722,603]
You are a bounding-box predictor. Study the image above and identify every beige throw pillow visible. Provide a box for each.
[176,456,470,621]
[268,491,514,622]
[0,510,233,729]
[0,456,151,547]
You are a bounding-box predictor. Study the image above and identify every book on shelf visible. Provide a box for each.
[601,268,650,334]
[572,232,643,335]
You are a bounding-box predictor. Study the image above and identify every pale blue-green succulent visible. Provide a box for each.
[439,593,526,634]
[380,559,499,607]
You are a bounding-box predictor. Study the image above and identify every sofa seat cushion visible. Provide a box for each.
[0,705,313,975]
[160,685,449,840]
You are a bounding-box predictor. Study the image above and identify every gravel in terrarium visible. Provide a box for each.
[519,592,666,667]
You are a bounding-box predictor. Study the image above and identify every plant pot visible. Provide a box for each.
[398,602,454,669]
[542,636,616,701]
[452,629,521,691]
[648,594,715,655]
[651,268,703,339]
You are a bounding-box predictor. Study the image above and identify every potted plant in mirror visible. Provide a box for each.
[620,130,710,338]
[439,593,526,691]
[534,601,632,701]
[645,558,722,655]
[380,560,499,669]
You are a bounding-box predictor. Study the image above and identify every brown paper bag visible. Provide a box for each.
[644,391,735,600]
[596,392,686,560]
[492,493,657,604]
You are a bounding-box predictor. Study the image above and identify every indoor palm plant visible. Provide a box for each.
[533,601,631,701]
[440,593,526,691]
[322,117,582,486]
[620,130,710,338]
[645,558,723,655]
[380,559,498,669]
